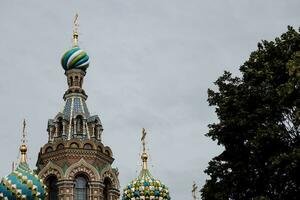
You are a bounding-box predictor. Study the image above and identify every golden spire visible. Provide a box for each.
[141,128,148,170]
[73,13,79,47]
[20,119,28,163]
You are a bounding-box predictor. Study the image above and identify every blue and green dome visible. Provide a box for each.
[122,169,171,200]
[0,163,47,200]
[61,46,89,71]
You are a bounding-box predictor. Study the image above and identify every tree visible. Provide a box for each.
[201,26,300,200]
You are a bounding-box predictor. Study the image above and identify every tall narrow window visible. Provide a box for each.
[57,117,63,137]
[75,176,88,200]
[103,178,112,200]
[46,176,58,200]
[76,116,84,135]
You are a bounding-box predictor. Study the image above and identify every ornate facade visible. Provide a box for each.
[36,15,120,200]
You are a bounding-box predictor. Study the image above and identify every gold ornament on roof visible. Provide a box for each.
[141,128,148,170]
[73,13,79,47]
[20,119,28,163]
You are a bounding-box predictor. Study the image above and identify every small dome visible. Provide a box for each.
[122,169,171,200]
[61,46,89,71]
[0,162,47,200]
[122,128,171,200]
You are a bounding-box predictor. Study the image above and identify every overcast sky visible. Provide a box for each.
[0,0,300,199]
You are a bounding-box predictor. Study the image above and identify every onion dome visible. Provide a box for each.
[122,129,171,200]
[61,14,89,72]
[61,46,89,71]
[0,120,47,200]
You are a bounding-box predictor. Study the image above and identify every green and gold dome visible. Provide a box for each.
[122,129,171,200]
[0,121,47,200]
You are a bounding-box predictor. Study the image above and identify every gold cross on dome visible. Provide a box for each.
[141,128,147,153]
[73,13,79,46]
[22,119,26,144]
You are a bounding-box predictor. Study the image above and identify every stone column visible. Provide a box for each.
[91,124,95,138]
[108,188,120,200]
[62,121,67,137]
[83,120,86,136]
[49,127,54,142]
[89,181,102,200]
[95,126,100,140]
[57,179,74,200]
[74,119,77,136]
[55,124,59,137]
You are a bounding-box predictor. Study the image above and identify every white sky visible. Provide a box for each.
[0,0,299,199]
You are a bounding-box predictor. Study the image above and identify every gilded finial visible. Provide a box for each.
[20,119,28,163]
[73,13,79,47]
[141,128,148,170]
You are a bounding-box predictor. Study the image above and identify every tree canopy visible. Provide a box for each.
[201,26,300,200]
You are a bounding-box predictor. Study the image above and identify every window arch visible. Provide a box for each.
[46,176,58,200]
[74,175,88,200]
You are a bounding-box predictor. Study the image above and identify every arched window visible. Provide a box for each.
[57,143,64,150]
[105,150,111,157]
[83,143,92,150]
[76,116,84,135]
[103,178,112,200]
[74,176,88,200]
[70,142,79,149]
[57,117,63,137]
[45,146,53,153]
[46,176,58,200]
[75,76,79,86]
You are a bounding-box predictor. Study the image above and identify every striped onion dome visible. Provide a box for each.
[0,163,47,200]
[61,46,89,71]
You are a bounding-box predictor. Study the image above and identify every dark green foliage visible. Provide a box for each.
[201,26,300,200]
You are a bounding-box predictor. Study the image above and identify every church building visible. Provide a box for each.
[0,15,171,200]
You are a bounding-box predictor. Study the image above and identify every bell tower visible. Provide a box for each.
[36,15,120,200]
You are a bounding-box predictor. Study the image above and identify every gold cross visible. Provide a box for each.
[73,13,79,33]
[22,119,26,144]
[192,182,198,200]
[141,128,146,153]
[73,13,79,46]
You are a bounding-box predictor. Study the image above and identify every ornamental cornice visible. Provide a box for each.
[40,148,114,164]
